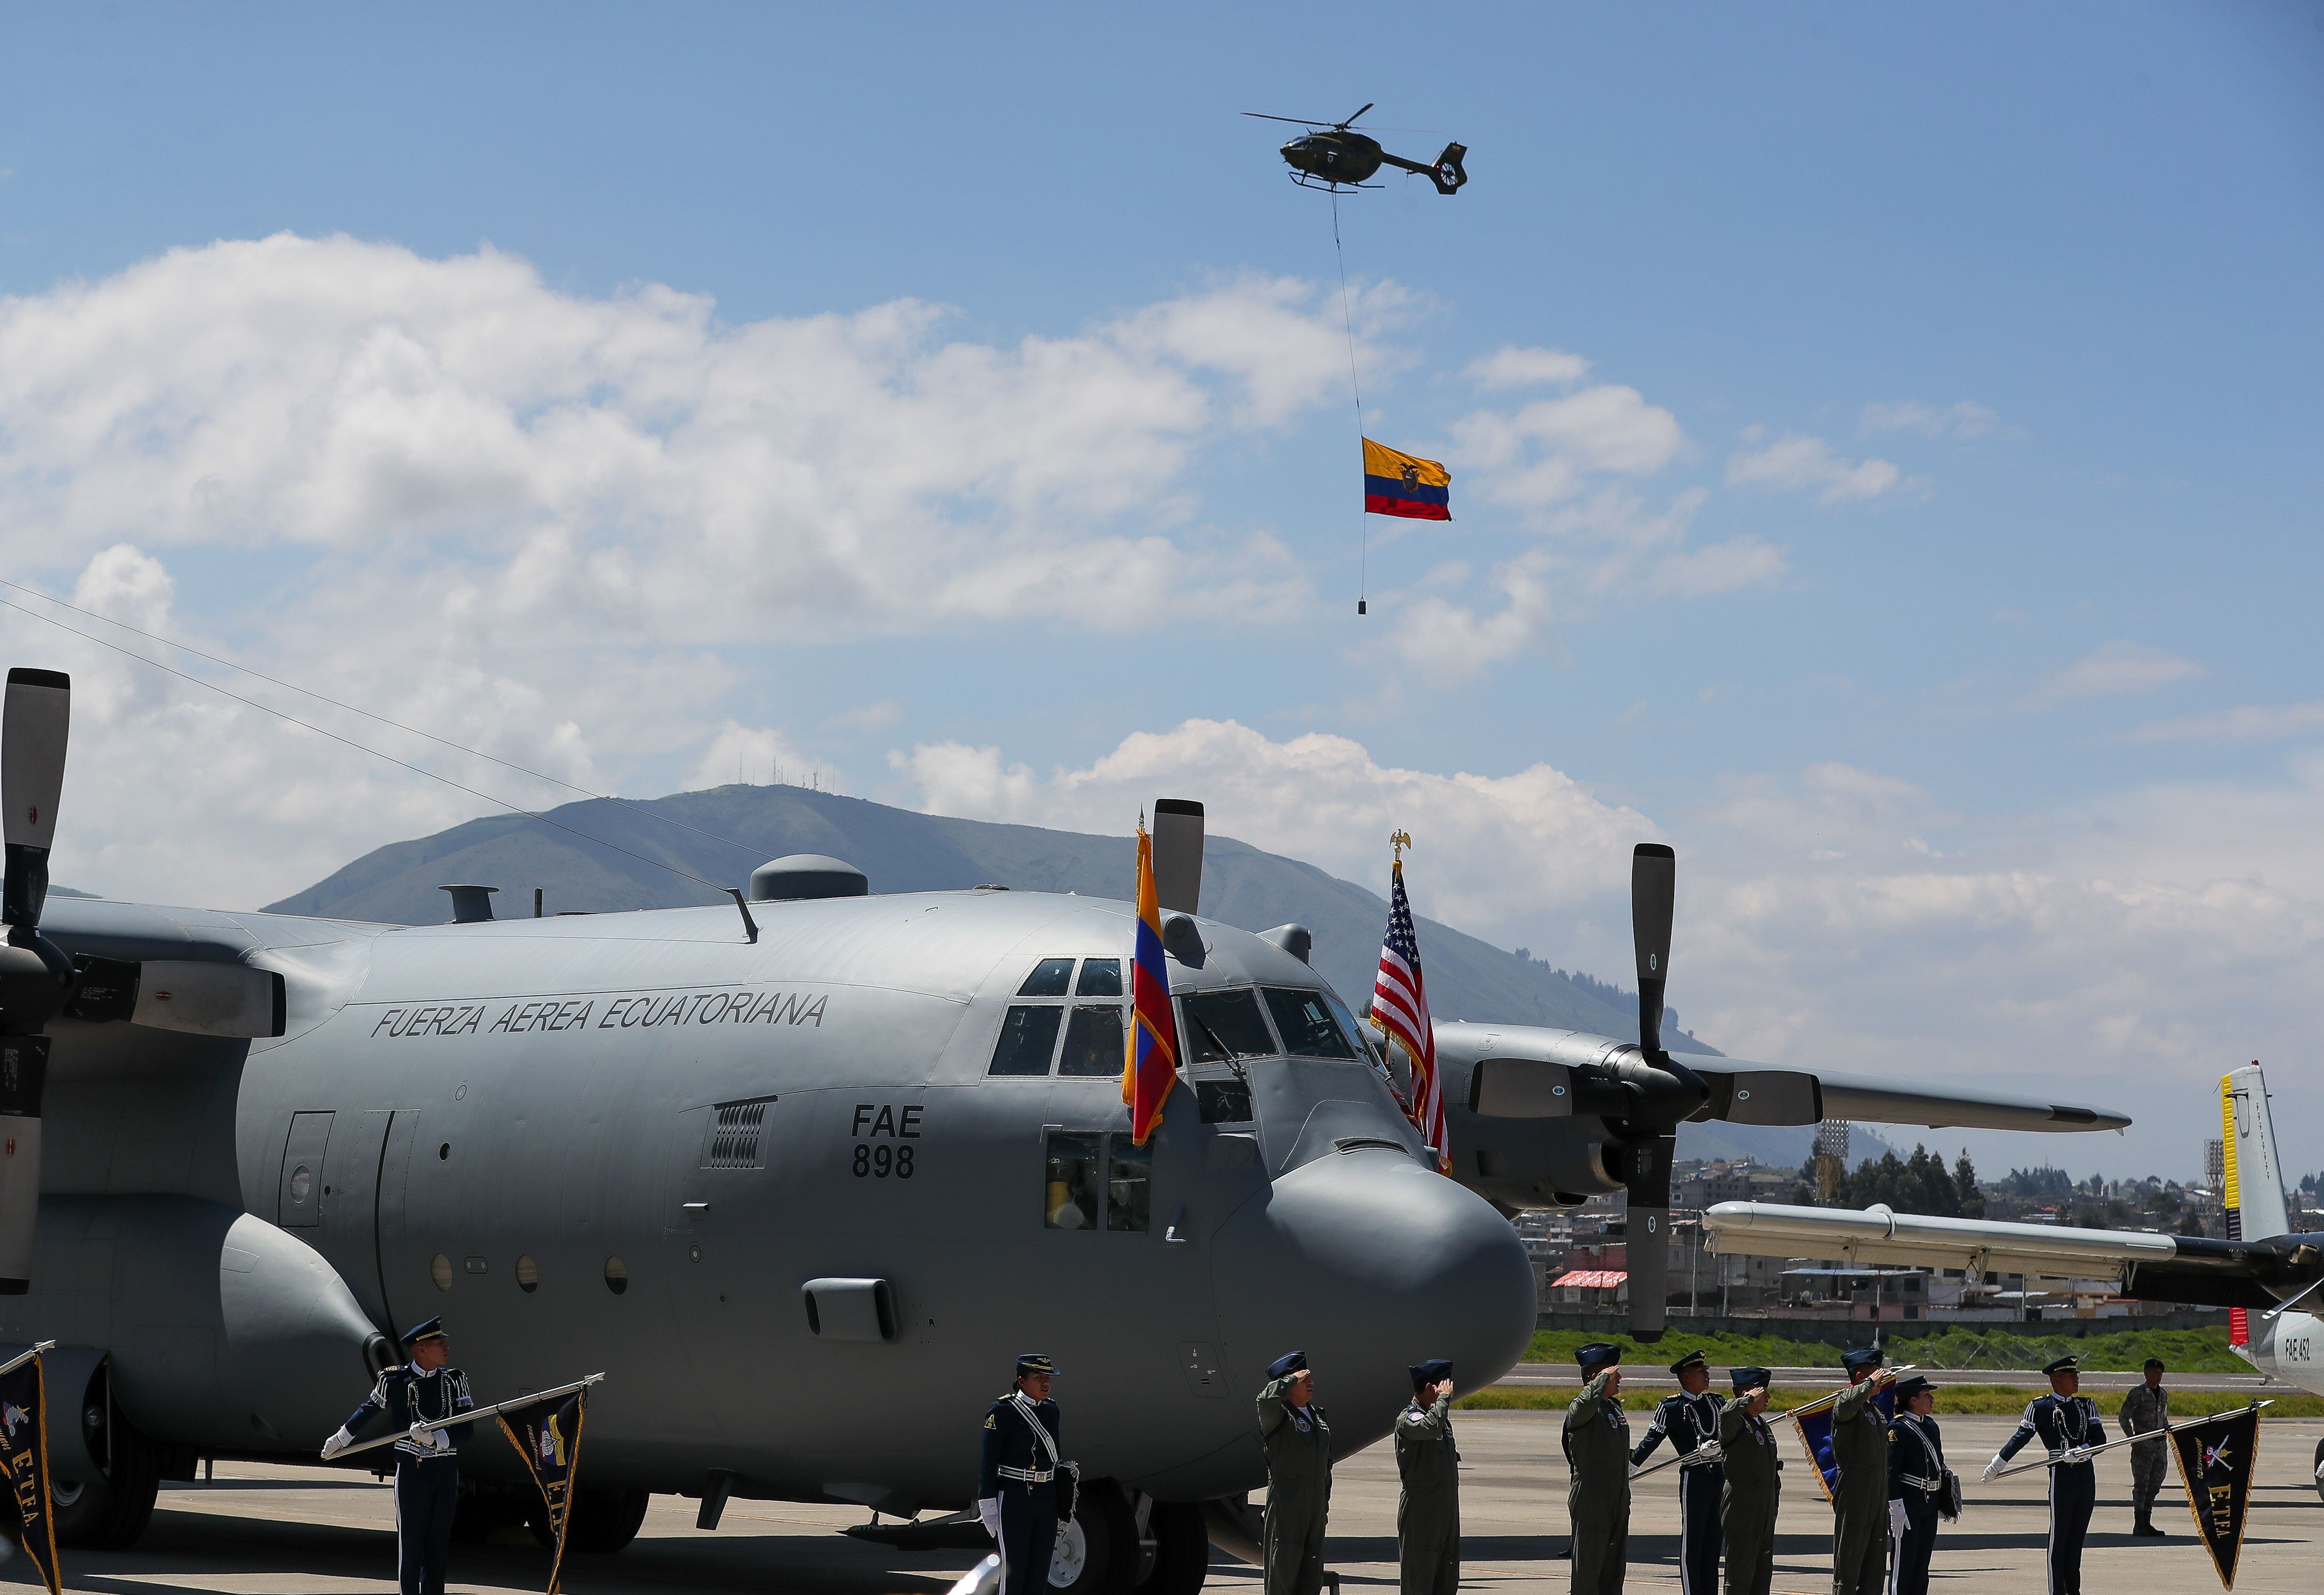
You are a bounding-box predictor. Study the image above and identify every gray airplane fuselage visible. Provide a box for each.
[17,887,1536,1513]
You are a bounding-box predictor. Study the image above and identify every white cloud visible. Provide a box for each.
[901,719,2324,1176]
[2032,640,2204,703]
[1725,431,1911,503]
[1464,345,1591,390]
[687,721,827,793]
[2126,701,2324,743]
[1859,399,2000,440]
[1647,535,1789,599]
[1456,385,1684,506]
[895,718,1657,933]
[827,698,905,733]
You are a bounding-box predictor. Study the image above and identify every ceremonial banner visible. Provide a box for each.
[498,1386,588,1594]
[1791,1385,1895,1503]
[2171,1405,2261,1590]
[0,1351,59,1594]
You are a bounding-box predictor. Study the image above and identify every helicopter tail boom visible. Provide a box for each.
[1377,141,1468,195]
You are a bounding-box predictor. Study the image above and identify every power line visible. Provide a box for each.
[0,575,772,863]
[0,595,742,900]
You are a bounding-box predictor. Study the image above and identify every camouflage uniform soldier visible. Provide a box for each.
[1395,1358,1460,1595]
[2117,1358,2170,1537]
[1562,1342,1629,1595]
[1717,1366,1781,1595]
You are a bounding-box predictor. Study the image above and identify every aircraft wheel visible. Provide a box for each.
[1050,1479,1136,1595]
[563,1485,651,1553]
[50,1402,159,1550]
[1133,1500,1209,1595]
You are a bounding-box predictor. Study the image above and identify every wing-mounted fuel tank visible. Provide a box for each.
[0,1195,388,1452]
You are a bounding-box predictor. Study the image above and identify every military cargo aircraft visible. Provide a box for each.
[1702,1064,2324,1504]
[0,670,2136,1588]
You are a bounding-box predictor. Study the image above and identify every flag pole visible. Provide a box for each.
[0,1341,57,1382]
[331,1373,605,1462]
[1990,1399,2273,1480]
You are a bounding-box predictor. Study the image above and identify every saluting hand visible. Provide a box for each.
[1433,1379,1456,1403]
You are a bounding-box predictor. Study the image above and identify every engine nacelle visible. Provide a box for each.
[0,1195,387,1452]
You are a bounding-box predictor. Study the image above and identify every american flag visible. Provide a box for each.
[1372,859,1448,1173]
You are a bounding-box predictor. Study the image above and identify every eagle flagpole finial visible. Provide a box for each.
[1389,829,1412,865]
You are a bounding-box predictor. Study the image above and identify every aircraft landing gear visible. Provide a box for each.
[1047,1483,1208,1595]
[51,1369,160,1550]
[557,1485,651,1553]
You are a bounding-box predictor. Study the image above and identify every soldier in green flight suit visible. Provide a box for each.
[1395,1358,1460,1595]
[1257,1350,1333,1595]
[1829,1346,1895,1595]
[1562,1341,1629,1595]
[1717,1366,1781,1595]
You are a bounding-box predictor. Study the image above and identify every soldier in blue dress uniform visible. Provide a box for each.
[1983,1356,2101,1595]
[1884,1375,1947,1595]
[979,1354,1069,1595]
[1630,1349,1724,1595]
[321,1316,473,1595]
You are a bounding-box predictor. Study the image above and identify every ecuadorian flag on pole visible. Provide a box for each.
[1122,818,1181,1145]
[1363,438,1452,521]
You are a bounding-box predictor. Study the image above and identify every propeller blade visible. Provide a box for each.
[1631,843,1674,1055]
[0,1034,44,1292]
[2,670,69,932]
[1150,798,1204,916]
[1241,111,1333,126]
[1621,1134,1677,1341]
[1340,102,1376,128]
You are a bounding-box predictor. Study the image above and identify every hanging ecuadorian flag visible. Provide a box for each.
[498,1385,588,1594]
[0,1346,61,1595]
[1122,819,1181,1145]
[1363,438,1452,521]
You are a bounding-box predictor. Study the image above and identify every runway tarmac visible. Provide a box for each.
[6,1413,2317,1593]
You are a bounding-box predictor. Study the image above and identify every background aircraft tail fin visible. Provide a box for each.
[2221,1063,2289,1348]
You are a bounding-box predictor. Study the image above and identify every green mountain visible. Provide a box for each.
[263,783,1717,1055]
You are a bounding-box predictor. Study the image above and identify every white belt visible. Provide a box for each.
[998,1465,1053,1483]
[1900,1473,1941,1491]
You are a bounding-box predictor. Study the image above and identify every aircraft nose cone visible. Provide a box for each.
[1210,1149,1535,1446]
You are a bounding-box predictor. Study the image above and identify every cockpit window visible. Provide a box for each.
[1180,990,1275,1063]
[1057,1006,1126,1076]
[988,1006,1063,1075]
[1076,958,1123,997]
[1323,992,1378,1063]
[1265,988,1358,1059]
[1019,958,1076,997]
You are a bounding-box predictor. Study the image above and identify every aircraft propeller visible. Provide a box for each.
[0,669,77,1292]
[1612,842,1710,1342]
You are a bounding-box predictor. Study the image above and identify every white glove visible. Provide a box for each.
[1888,1499,1907,1535]
[408,1423,441,1451]
[2062,1446,2090,1465]
[320,1426,351,1461]
[977,1498,1002,1540]
[1980,1454,2004,1482]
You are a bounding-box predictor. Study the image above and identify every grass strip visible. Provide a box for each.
[1522,1325,2250,1374]
[1462,1385,2324,1419]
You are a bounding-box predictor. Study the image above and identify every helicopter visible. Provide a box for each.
[1243,104,1468,195]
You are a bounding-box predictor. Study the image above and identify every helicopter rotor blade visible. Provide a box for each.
[1241,111,1335,126]
[1337,102,1376,129]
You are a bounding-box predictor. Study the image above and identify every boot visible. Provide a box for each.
[2133,1505,2166,1537]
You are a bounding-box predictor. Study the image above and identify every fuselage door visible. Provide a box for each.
[277,1111,334,1228]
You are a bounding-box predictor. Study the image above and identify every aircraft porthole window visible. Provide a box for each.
[604,1257,629,1295]
[438,1142,451,1161]
[454,1084,466,1101]
[287,1165,312,1205]
[430,1253,453,1292]
[515,1255,539,1292]
[1043,1132,1100,1229]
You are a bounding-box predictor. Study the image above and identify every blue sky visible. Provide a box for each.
[1,4,2319,1178]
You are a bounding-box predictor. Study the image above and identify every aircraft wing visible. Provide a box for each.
[1702,1065,2132,1133]
[1702,1201,2322,1310]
